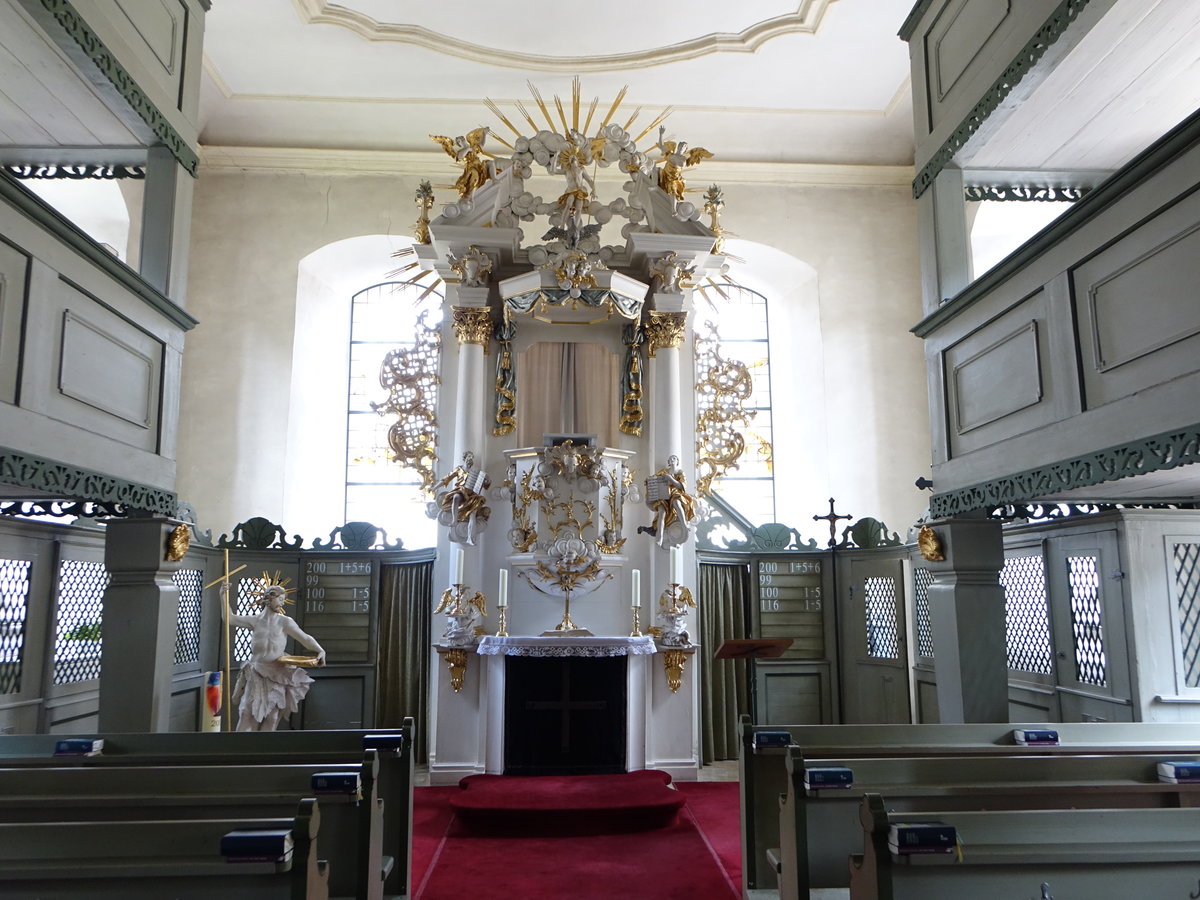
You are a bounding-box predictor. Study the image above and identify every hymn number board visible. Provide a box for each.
[301,557,375,663]
[754,555,831,660]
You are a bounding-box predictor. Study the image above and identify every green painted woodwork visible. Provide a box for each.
[911,0,1093,199]
[0,447,177,516]
[32,0,200,176]
[930,425,1200,517]
[0,172,197,331]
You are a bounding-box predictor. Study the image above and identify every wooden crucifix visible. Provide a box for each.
[813,497,851,548]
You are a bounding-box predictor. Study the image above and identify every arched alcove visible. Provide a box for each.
[284,233,428,543]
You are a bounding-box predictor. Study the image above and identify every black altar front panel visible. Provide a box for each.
[503,655,626,776]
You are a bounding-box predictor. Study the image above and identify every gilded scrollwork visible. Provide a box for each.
[619,322,645,436]
[451,306,492,353]
[694,323,768,495]
[644,310,687,358]
[413,180,435,244]
[597,463,629,554]
[493,319,517,436]
[508,467,542,552]
[372,309,442,492]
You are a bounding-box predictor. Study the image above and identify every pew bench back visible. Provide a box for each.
[0,799,328,900]
[849,793,1200,900]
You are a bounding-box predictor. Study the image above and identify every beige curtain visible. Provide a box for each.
[377,560,433,763]
[699,562,750,763]
[516,341,618,446]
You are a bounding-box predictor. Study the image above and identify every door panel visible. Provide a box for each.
[841,557,911,723]
[1046,531,1133,722]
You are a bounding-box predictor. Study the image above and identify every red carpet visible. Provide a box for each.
[451,769,686,834]
[412,780,740,900]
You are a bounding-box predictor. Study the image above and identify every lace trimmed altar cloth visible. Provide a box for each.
[476,635,656,658]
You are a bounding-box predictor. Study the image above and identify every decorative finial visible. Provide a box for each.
[413,180,434,244]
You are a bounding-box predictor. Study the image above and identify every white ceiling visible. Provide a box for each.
[196,0,917,165]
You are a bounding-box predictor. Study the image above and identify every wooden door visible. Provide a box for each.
[1046,530,1133,722]
[840,555,911,723]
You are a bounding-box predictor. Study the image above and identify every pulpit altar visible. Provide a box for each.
[414,84,728,784]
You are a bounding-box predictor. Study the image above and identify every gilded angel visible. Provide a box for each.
[656,126,714,202]
[430,127,494,199]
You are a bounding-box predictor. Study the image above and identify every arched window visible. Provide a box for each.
[345,280,443,547]
[694,283,775,526]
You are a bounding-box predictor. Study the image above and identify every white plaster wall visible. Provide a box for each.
[179,169,423,536]
[179,166,928,542]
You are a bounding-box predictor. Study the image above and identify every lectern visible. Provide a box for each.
[714,638,793,724]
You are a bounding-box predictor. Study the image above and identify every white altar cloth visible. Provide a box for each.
[476,635,656,657]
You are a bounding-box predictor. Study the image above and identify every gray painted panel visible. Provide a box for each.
[760,668,825,725]
[1074,191,1200,407]
[21,272,164,452]
[943,289,1062,457]
[931,0,1009,102]
[300,674,366,730]
[1089,224,1200,371]
[115,0,180,73]
[59,309,154,428]
[951,321,1042,433]
[0,241,29,404]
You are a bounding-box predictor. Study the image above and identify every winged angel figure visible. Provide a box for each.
[656,126,714,201]
[430,127,494,199]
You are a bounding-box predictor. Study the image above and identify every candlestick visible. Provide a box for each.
[454,548,464,585]
[631,568,641,608]
[497,569,509,608]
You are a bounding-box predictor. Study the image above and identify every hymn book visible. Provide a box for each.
[220,829,294,863]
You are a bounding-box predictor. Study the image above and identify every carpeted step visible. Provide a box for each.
[451,769,687,835]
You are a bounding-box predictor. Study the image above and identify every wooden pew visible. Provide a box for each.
[0,797,329,899]
[0,754,386,900]
[777,745,1200,898]
[738,716,1200,896]
[849,792,1200,900]
[0,720,414,898]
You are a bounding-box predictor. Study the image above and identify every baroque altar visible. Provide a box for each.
[405,82,744,783]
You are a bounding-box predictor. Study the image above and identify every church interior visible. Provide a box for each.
[2,0,1200,897]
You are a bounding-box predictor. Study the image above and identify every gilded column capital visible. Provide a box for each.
[451,306,492,354]
[644,310,688,358]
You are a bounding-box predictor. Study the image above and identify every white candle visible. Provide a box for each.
[497,569,509,608]
[670,547,682,584]
[454,548,464,585]
[631,569,641,608]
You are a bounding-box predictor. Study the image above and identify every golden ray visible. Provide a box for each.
[484,98,523,140]
[582,96,599,135]
[622,105,643,133]
[553,94,570,134]
[572,76,580,132]
[599,85,629,129]
[486,132,514,151]
[526,82,557,133]
[514,100,540,133]
[705,277,731,300]
[634,107,674,144]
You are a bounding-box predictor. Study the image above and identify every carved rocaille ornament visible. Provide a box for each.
[451,306,492,353]
[918,525,945,562]
[166,523,191,562]
[644,310,687,358]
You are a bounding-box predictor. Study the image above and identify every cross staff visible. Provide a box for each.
[203,550,247,730]
[813,497,851,548]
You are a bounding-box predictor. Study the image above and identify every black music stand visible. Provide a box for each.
[714,638,793,723]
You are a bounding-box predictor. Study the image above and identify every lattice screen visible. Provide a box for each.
[912,566,934,659]
[173,568,203,666]
[53,560,109,685]
[864,576,900,659]
[233,578,259,662]
[1067,554,1107,687]
[0,558,32,694]
[1173,543,1200,688]
[1000,554,1052,674]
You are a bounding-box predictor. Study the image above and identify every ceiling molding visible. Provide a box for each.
[199,144,913,187]
[291,0,839,72]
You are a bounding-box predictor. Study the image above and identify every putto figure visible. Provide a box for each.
[639,455,698,547]
[223,574,326,732]
[430,127,494,199]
